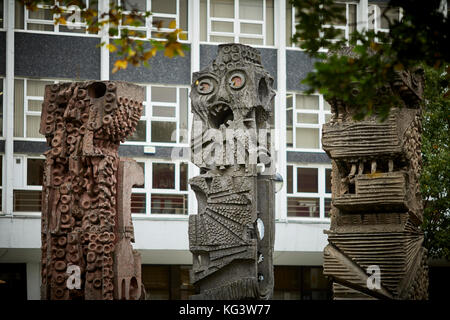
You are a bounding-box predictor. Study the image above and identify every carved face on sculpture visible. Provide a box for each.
[190,44,275,130]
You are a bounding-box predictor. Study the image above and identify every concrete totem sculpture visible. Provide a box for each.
[188,44,276,299]
[322,49,429,299]
[40,81,144,300]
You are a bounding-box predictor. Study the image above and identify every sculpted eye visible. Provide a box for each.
[229,71,246,90]
[196,78,214,95]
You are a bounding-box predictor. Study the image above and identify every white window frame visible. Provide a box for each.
[117,0,189,42]
[18,0,99,37]
[286,92,331,152]
[288,0,359,50]
[203,0,274,47]
[368,2,403,34]
[12,154,45,215]
[286,163,331,221]
[125,84,190,147]
[131,158,189,218]
[0,77,4,139]
[15,78,61,141]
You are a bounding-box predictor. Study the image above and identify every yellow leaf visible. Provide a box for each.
[179,32,188,41]
[112,59,128,73]
[106,44,117,52]
[129,49,136,57]
[143,47,158,60]
[164,47,175,58]
[169,20,177,29]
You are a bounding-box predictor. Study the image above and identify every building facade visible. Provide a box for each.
[0,0,420,300]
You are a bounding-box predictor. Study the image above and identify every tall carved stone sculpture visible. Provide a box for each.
[188,44,276,299]
[322,51,429,299]
[40,81,145,300]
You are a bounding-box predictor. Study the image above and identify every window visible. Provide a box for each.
[128,85,189,144]
[286,93,331,150]
[131,160,189,215]
[15,0,98,35]
[0,0,4,29]
[13,156,44,213]
[14,78,59,139]
[286,0,357,47]
[200,0,274,46]
[286,164,331,219]
[0,78,3,136]
[117,0,189,41]
[0,156,2,212]
[369,2,401,34]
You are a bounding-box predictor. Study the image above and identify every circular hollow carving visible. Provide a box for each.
[228,71,246,90]
[60,194,71,204]
[196,77,215,95]
[103,115,112,125]
[107,82,116,91]
[105,92,115,102]
[103,244,111,254]
[55,249,65,259]
[54,287,65,298]
[57,236,67,247]
[54,261,66,271]
[60,214,70,224]
[45,124,53,134]
[93,278,102,288]
[77,89,87,99]
[89,233,97,243]
[88,243,96,251]
[46,114,54,124]
[47,103,57,112]
[87,82,106,99]
[59,203,69,213]
[86,252,96,263]
[55,273,65,284]
[104,103,114,112]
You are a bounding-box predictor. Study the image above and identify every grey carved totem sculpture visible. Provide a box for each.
[40,81,145,300]
[322,49,429,299]
[188,44,276,299]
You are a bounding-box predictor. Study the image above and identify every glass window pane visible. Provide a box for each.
[28,8,53,20]
[325,114,331,123]
[27,80,52,97]
[180,0,188,31]
[152,0,176,14]
[325,169,332,194]
[325,198,331,218]
[179,88,189,143]
[239,37,263,45]
[297,167,318,193]
[14,79,24,137]
[15,1,25,29]
[286,0,292,46]
[323,99,331,111]
[13,190,42,212]
[295,128,319,149]
[212,20,233,33]
[287,165,293,194]
[131,193,146,214]
[26,115,42,138]
[153,106,176,117]
[239,0,263,20]
[286,128,293,147]
[287,197,319,218]
[0,157,2,186]
[210,0,234,18]
[151,194,187,214]
[28,100,43,112]
[240,23,262,35]
[0,80,3,136]
[151,121,176,143]
[265,0,274,45]
[180,162,188,191]
[348,4,357,35]
[151,86,176,103]
[152,163,175,189]
[27,23,54,31]
[381,7,400,29]
[297,113,318,124]
[129,120,146,142]
[200,0,207,41]
[210,35,235,43]
[123,0,146,11]
[296,95,319,110]
[59,25,86,34]
[27,158,44,186]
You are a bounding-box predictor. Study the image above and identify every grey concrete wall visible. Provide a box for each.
[110,44,191,85]
[200,44,278,89]
[15,32,101,80]
[0,32,5,76]
[286,50,317,92]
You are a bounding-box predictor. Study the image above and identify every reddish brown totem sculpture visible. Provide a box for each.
[40,81,145,300]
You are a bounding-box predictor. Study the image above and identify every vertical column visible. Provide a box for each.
[4,0,15,216]
[188,0,200,216]
[275,0,287,222]
[100,0,109,80]
[358,0,369,32]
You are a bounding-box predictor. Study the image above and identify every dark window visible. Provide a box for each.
[297,168,318,193]
[0,263,27,300]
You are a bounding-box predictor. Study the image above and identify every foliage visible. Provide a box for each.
[21,0,188,72]
[421,65,450,260]
[291,0,449,120]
